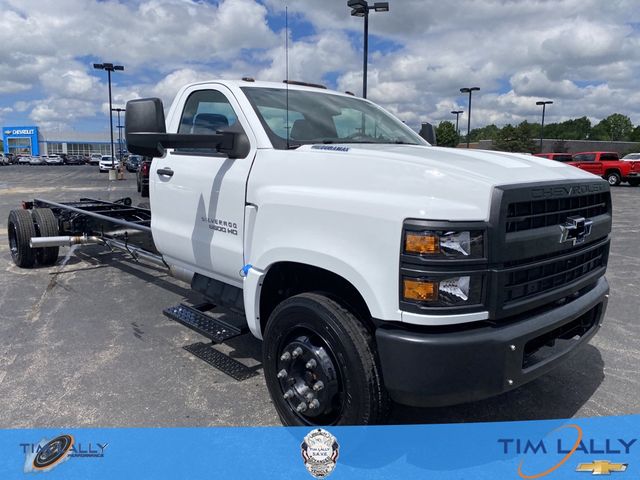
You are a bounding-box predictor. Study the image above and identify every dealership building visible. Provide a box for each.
[2,125,121,157]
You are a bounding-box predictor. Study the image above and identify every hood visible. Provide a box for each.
[304,144,596,185]
[251,144,601,223]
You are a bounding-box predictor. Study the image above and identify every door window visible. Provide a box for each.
[175,89,242,156]
[573,153,595,162]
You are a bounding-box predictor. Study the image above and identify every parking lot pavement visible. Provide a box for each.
[0,165,638,428]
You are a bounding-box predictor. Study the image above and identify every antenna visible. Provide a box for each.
[285,6,290,149]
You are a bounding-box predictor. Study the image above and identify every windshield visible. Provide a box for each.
[241,87,427,150]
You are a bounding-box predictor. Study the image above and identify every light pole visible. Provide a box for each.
[536,100,553,152]
[460,87,480,148]
[112,107,125,164]
[93,62,124,170]
[347,0,389,99]
[451,110,463,144]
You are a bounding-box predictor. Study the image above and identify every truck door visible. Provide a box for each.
[572,153,601,175]
[150,85,256,287]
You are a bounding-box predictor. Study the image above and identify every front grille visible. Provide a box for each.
[503,243,607,304]
[506,192,609,233]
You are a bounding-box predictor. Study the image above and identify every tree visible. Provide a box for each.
[435,120,459,147]
[590,113,633,141]
[493,121,537,153]
[629,126,640,142]
[468,124,500,142]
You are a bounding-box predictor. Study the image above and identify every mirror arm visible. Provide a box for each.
[126,132,235,157]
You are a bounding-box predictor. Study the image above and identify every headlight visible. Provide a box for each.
[402,274,483,307]
[404,230,484,258]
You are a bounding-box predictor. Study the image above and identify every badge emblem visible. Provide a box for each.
[25,434,74,472]
[559,215,593,246]
[301,428,339,478]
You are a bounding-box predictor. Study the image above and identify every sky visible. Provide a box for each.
[0,0,639,135]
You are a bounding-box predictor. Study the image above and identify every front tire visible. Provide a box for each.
[7,209,37,268]
[606,171,621,186]
[263,292,389,426]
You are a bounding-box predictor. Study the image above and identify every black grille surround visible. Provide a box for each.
[401,179,612,321]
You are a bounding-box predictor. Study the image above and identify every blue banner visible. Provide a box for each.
[1,415,637,479]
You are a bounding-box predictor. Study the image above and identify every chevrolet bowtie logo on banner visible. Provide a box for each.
[576,460,628,475]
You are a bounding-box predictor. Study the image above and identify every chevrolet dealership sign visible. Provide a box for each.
[2,125,39,155]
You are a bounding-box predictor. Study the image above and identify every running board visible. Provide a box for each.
[163,303,246,343]
[183,342,259,381]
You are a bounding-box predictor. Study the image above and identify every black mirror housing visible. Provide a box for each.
[125,98,167,157]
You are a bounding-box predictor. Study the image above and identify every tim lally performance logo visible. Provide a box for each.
[21,434,108,473]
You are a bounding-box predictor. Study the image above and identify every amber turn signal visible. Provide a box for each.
[403,279,438,302]
[405,232,439,254]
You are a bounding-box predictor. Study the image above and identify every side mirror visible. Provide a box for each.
[125,98,167,157]
[419,122,437,145]
[125,98,251,159]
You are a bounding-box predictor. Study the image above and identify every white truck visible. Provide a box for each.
[8,79,611,426]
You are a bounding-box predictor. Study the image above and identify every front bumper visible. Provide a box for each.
[376,276,608,407]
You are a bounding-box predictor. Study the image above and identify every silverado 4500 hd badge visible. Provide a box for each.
[301,429,339,478]
[201,216,238,235]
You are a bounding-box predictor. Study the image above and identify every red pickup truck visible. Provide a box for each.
[567,152,639,186]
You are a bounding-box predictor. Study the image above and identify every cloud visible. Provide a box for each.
[0,0,638,133]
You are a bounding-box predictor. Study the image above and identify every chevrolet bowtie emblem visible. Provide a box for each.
[576,460,628,475]
[559,215,593,246]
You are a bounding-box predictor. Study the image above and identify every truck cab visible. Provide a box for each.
[124,80,611,425]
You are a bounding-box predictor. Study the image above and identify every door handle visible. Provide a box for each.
[157,167,174,177]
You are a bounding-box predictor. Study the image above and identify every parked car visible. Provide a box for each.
[125,155,142,172]
[136,157,151,197]
[64,155,85,165]
[533,152,573,162]
[44,155,64,165]
[621,153,640,162]
[0,153,9,165]
[99,156,116,172]
[17,156,32,165]
[570,151,640,186]
[29,156,45,166]
[89,153,102,165]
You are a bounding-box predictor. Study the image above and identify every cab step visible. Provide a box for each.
[183,342,259,381]
[163,302,246,343]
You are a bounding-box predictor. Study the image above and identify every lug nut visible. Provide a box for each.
[312,381,324,392]
[280,351,291,361]
[292,347,303,359]
[308,399,320,410]
[283,389,294,399]
[509,345,516,351]
[296,402,308,413]
[507,379,514,386]
[305,359,317,369]
[277,369,288,379]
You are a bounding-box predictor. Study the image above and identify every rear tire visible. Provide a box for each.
[263,292,390,426]
[7,209,37,268]
[606,171,621,186]
[140,183,149,197]
[31,208,60,266]
[628,179,639,187]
